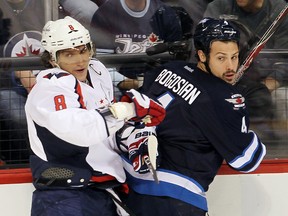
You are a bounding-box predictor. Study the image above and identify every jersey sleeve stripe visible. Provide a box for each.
[122,157,208,211]
[75,81,87,109]
[228,131,265,170]
[242,143,266,173]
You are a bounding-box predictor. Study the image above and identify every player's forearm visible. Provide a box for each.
[27,105,116,147]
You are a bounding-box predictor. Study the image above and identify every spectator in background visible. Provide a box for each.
[204,0,288,52]
[162,0,213,32]
[60,0,184,53]
[0,0,45,164]
[58,0,99,29]
[204,0,288,137]
[60,0,189,99]
[0,8,10,46]
[89,0,184,53]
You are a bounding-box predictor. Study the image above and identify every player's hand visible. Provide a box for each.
[124,127,159,174]
[121,89,166,126]
[128,137,150,173]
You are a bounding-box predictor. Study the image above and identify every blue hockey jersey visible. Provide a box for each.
[123,60,266,211]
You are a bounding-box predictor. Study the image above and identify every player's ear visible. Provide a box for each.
[198,50,206,63]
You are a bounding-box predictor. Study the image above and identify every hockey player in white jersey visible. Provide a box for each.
[25,16,165,216]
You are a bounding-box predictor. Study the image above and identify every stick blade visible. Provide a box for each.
[148,135,158,169]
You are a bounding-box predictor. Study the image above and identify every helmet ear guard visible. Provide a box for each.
[193,17,240,60]
[41,16,93,61]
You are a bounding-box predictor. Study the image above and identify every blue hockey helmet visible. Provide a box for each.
[194,17,240,56]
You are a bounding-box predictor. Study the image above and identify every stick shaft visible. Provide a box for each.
[232,4,288,85]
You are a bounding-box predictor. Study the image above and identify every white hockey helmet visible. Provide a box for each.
[41,16,93,61]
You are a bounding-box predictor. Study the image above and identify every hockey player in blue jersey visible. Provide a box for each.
[25,16,165,216]
[119,17,266,215]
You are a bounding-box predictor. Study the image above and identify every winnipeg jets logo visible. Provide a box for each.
[115,33,163,53]
[225,94,245,109]
[4,31,44,58]
[3,31,44,73]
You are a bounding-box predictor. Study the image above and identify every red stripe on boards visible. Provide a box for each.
[0,159,288,184]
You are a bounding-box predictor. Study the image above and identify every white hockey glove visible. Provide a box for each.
[109,102,136,121]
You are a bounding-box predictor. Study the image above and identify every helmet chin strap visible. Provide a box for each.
[202,53,212,75]
[49,54,61,68]
[54,62,61,69]
[204,61,212,75]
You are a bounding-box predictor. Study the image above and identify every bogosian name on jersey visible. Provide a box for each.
[155,68,201,105]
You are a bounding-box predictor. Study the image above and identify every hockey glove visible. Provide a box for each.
[109,102,136,121]
[120,89,166,126]
[128,137,150,173]
[126,127,158,174]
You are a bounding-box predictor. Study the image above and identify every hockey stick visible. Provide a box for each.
[232,4,288,85]
[144,135,159,184]
[148,135,158,169]
[106,188,136,216]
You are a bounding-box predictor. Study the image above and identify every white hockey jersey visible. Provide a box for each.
[25,59,126,182]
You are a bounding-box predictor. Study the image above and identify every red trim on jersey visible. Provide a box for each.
[0,159,288,184]
[75,81,87,109]
[118,183,129,194]
[90,174,116,182]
